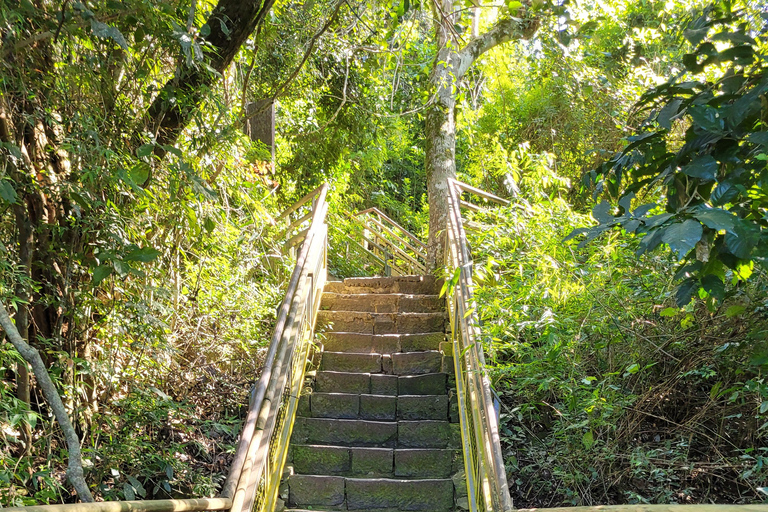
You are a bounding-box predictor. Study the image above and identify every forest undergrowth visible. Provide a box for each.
[469,199,768,506]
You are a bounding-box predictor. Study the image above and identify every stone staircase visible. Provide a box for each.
[280,275,466,511]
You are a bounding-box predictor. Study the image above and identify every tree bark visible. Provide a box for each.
[424,10,540,270]
[0,302,94,502]
[143,0,276,156]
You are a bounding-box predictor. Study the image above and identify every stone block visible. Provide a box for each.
[381,354,393,374]
[448,423,462,449]
[397,313,445,334]
[317,311,374,333]
[399,295,444,313]
[316,371,370,394]
[392,351,442,375]
[370,334,401,353]
[294,418,397,446]
[292,445,350,475]
[322,332,373,353]
[398,373,447,395]
[400,332,444,352]
[297,393,311,417]
[373,313,397,334]
[395,449,454,478]
[346,477,454,511]
[398,420,451,448]
[350,447,394,476]
[370,374,398,395]
[360,394,397,420]
[397,395,449,420]
[449,391,459,423]
[322,352,382,373]
[288,474,345,507]
[311,393,359,419]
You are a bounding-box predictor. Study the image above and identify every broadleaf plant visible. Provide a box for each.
[571,2,768,306]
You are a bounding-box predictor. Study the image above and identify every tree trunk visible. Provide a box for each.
[13,201,34,454]
[143,0,276,156]
[0,302,94,502]
[425,65,457,270]
[423,10,540,270]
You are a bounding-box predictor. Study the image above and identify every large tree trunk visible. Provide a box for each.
[424,9,540,270]
[143,0,276,156]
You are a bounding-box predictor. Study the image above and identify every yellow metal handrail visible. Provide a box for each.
[347,207,427,275]
[445,178,513,512]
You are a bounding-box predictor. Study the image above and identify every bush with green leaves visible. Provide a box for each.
[571,2,768,306]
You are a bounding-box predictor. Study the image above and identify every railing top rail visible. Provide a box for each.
[277,183,326,221]
[355,207,427,250]
[449,179,510,206]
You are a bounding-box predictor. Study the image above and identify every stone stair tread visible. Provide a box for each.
[320,350,444,375]
[315,371,448,395]
[291,418,461,448]
[287,474,455,511]
[302,392,450,421]
[290,444,460,478]
[317,310,446,335]
[321,332,444,354]
[324,276,442,296]
[321,292,444,314]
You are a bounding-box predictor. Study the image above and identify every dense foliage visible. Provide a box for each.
[1,0,766,506]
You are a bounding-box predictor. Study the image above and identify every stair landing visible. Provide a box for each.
[279,275,467,511]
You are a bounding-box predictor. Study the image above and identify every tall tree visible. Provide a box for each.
[424,2,539,267]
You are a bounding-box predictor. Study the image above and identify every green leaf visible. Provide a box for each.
[592,201,613,224]
[124,247,161,263]
[725,305,745,317]
[137,144,155,158]
[760,402,768,414]
[92,265,113,285]
[90,19,129,50]
[701,274,725,300]
[123,483,135,501]
[128,163,150,185]
[657,98,682,130]
[724,221,758,259]
[0,180,17,204]
[662,219,703,258]
[659,307,678,317]
[681,155,718,181]
[694,208,736,233]
[676,278,697,307]
[582,430,594,449]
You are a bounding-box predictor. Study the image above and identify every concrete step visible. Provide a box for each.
[317,311,446,335]
[291,445,461,479]
[320,350,444,375]
[321,332,444,354]
[324,275,442,296]
[287,474,455,510]
[315,371,447,395]
[321,293,444,313]
[304,393,449,421]
[291,418,460,449]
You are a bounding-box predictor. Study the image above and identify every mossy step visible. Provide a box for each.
[317,311,446,335]
[320,350,444,375]
[287,474,454,510]
[304,392,450,421]
[291,418,461,448]
[320,293,444,313]
[315,371,447,395]
[320,332,444,354]
[291,444,461,478]
[324,275,442,296]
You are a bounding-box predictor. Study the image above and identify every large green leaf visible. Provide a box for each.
[681,155,718,181]
[662,219,703,258]
[694,208,737,233]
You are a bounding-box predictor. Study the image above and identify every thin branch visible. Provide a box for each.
[241,0,346,124]
[0,302,94,502]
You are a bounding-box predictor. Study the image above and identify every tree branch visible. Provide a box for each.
[455,13,539,79]
[0,302,94,502]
